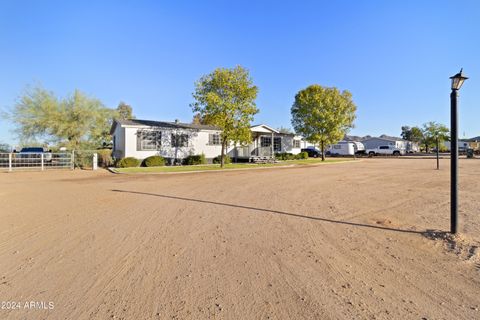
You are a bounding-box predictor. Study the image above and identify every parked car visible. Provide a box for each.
[301,148,322,158]
[366,145,405,157]
[16,147,53,161]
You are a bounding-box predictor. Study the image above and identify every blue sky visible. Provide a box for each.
[0,0,479,146]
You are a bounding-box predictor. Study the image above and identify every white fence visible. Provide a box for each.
[0,152,76,171]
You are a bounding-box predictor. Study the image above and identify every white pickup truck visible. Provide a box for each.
[366,145,404,157]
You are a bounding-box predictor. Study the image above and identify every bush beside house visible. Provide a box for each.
[297,151,309,159]
[143,155,166,167]
[184,154,207,165]
[97,149,114,167]
[116,157,141,168]
[74,151,93,169]
[275,152,308,160]
[213,155,231,164]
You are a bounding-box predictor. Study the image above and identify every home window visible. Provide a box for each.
[261,136,272,147]
[171,133,189,147]
[274,137,282,152]
[137,130,161,150]
[209,133,221,145]
[293,140,301,148]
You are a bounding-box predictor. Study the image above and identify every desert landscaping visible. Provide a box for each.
[0,158,479,319]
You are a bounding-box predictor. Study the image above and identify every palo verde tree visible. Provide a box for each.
[291,85,356,160]
[9,85,116,149]
[191,66,259,167]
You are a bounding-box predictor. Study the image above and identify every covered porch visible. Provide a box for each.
[229,125,282,159]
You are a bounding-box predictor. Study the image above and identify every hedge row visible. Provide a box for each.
[115,152,308,168]
[114,153,225,168]
[275,151,308,160]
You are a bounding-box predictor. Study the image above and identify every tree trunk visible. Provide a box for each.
[234,142,237,163]
[321,141,325,161]
[220,139,226,168]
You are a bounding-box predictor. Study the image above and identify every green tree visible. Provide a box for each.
[277,126,293,134]
[116,102,134,120]
[421,122,450,152]
[191,66,259,167]
[0,142,11,152]
[400,126,411,140]
[401,126,423,142]
[410,127,424,143]
[191,113,206,125]
[291,85,356,160]
[10,85,115,150]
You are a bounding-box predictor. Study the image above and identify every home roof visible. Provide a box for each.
[464,136,480,142]
[110,119,220,134]
[250,124,280,134]
[111,119,291,135]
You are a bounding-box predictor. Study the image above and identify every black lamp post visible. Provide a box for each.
[449,68,468,234]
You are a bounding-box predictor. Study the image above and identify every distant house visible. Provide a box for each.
[110,119,306,162]
[444,139,472,151]
[362,135,419,152]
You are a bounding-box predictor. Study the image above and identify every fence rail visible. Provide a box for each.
[0,152,74,171]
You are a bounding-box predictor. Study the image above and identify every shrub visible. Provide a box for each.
[439,145,449,153]
[115,157,140,168]
[276,152,298,160]
[213,154,231,164]
[295,151,309,160]
[275,152,291,160]
[184,153,207,165]
[74,150,93,169]
[97,149,114,167]
[143,155,165,167]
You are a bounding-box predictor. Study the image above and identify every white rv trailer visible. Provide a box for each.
[352,141,365,153]
[329,141,365,156]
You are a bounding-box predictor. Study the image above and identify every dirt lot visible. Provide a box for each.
[0,159,479,320]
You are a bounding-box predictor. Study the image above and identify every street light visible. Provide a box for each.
[449,68,468,234]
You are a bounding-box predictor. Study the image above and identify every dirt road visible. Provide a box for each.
[0,159,479,319]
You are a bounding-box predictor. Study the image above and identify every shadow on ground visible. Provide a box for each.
[112,189,427,235]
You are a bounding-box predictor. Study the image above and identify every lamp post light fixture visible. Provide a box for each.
[449,68,468,234]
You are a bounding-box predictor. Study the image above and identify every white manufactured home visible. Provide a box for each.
[362,136,418,153]
[111,119,305,162]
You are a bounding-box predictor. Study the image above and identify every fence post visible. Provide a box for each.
[8,153,12,172]
[41,153,44,171]
[93,153,98,170]
[71,151,75,170]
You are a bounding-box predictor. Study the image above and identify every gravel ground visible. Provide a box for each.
[0,158,479,319]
